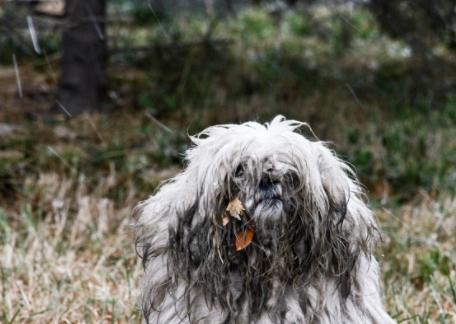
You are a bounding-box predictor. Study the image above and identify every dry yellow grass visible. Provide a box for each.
[0,172,144,323]
[380,195,456,323]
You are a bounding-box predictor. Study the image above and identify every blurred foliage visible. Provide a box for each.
[345,98,456,201]
[1,3,456,202]
[368,0,456,55]
[415,249,451,285]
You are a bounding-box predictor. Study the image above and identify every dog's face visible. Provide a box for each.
[226,152,305,250]
[162,116,365,282]
[184,118,351,253]
[232,155,293,224]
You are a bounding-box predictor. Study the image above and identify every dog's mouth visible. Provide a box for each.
[224,196,284,251]
[256,196,281,208]
[251,197,281,219]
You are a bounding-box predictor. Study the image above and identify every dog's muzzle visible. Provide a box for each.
[244,174,284,223]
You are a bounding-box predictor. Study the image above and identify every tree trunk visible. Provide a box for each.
[57,0,107,116]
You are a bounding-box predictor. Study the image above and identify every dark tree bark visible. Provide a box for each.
[57,0,107,116]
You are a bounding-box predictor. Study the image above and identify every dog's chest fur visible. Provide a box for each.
[142,250,392,323]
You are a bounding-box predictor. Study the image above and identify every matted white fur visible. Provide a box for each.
[135,116,395,324]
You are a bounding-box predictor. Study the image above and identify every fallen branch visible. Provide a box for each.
[110,38,233,54]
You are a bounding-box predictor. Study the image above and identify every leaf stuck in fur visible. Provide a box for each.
[226,197,245,220]
[235,228,255,251]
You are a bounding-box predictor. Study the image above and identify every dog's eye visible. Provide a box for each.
[234,164,244,178]
[284,172,300,190]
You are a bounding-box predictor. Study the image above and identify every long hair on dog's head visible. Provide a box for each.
[135,116,380,322]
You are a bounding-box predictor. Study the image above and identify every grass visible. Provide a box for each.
[1,4,456,323]
[379,196,456,322]
[0,172,143,323]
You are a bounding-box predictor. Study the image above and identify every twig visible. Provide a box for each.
[110,38,233,54]
[12,54,23,98]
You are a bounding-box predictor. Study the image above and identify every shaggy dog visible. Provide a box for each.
[134,116,395,323]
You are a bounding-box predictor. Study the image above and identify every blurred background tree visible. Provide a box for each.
[57,0,107,115]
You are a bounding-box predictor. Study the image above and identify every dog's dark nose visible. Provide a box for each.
[259,174,276,192]
[259,175,272,191]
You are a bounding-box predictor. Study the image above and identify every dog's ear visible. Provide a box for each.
[134,170,201,265]
[314,142,379,242]
[312,144,358,295]
[134,179,177,263]
[311,143,381,297]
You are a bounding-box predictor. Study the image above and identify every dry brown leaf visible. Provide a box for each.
[226,197,245,220]
[235,228,255,251]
